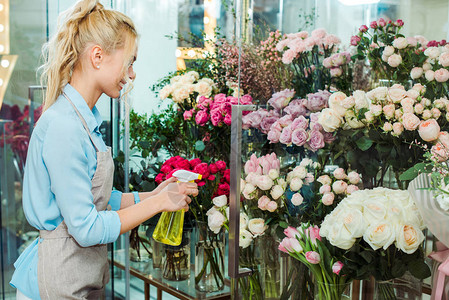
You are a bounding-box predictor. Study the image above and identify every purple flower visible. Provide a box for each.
[284,99,308,118]
[291,129,309,146]
[323,132,336,143]
[290,115,309,131]
[268,89,296,110]
[260,116,279,134]
[306,90,331,112]
[307,130,325,151]
[267,128,281,143]
[279,126,293,145]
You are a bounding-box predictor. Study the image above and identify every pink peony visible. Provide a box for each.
[332,180,348,194]
[322,192,335,206]
[333,168,347,180]
[435,68,449,83]
[346,185,359,194]
[195,110,209,126]
[319,185,331,194]
[266,201,278,212]
[257,195,271,210]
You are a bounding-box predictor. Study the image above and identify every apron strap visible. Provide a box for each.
[62,92,100,153]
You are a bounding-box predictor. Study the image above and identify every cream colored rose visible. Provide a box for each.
[400,97,415,107]
[425,70,435,81]
[353,90,369,110]
[347,171,361,184]
[318,108,343,132]
[363,199,387,222]
[383,45,395,56]
[290,177,304,192]
[268,169,280,180]
[240,213,249,230]
[186,71,200,81]
[170,75,182,84]
[414,103,424,115]
[239,229,253,248]
[401,113,421,131]
[383,104,395,119]
[422,109,433,120]
[326,221,357,250]
[270,184,284,200]
[172,86,191,103]
[367,87,387,101]
[370,105,382,117]
[393,37,408,49]
[383,122,393,132]
[291,193,304,206]
[242,183,256,199]
[248,218,268,237]
[422,62,432,71]
[328,92,348,117]
[345,110,365,129]
[406,89,420,99]
[332,180,348,194]
[388,88,407,103]
[317,175,332,186]
[159,85,173,100]
[438,131,449,148]
[424,47,440,59]
[439,52,449,67]
[208,210,226,234]
[392,122,404,136]
[341,208,366,238]
[388,54,402,67]
[363,222,396,250]
[341,96,355,109]
[278,178,287,190]
[194,81,213,97]
[395,223,425,254]
[292,166,307,179]
[418,119,440,142]
[255,175,274,191]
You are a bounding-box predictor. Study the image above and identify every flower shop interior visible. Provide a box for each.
[1,0,449,299]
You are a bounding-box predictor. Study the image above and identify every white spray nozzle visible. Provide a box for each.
[172,170,202,182]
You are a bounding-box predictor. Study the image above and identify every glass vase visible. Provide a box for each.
[256,234,282,299]
[239,244,263,300]
[162,228,191,281]
[374,272,422,300]
[151,238,164,269]
[280,256,314,300]
[194,221,225,292]
[314,281,351,300]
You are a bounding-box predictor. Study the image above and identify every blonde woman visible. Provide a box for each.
[10,1,197,299]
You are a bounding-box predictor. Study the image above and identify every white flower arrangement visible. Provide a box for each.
[320,187,425,254]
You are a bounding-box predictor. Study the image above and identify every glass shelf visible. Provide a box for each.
[111,249,231,300]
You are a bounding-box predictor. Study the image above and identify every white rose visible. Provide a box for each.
[159,85,173,100]
[425,70,435,81]
[268,169,279,180]
[318,108,343,132]
[207,211,226,234]
[345,110,365,129]
[212,195,227,208]
[423,62,432,71]
[270,185,285,200]
[278,178,287,190]
[292,166,307,179]
[340,208,367,238]
[239,229,254,248]
[240,213,249,230]
[291,193,304,206]
[367,87,387,101]
[255,175,274,191]
[347,171,361,184]
[353,90,369,110]
[392,37,408,49]
[410,67,423,79]
[299,158,313,167]
[326,222,357,250]
[242,183,256,199]
[363,199,387,222]
[395,223,425,254]
[194,81,213,97]
[424,47,440,59]
[384,45,395,56]
[290,177,304,192]
[341,96,355,109]
[328,92,349,117]
[388,54,402,67]
[332,180,348,194]
[248,218,268,237]
[388,88,407,103]
[317,175,332,185]
[363,222,396,250]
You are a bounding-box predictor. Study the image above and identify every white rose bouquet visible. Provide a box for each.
[320,188,430,288]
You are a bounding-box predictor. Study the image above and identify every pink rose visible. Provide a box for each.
[346,185,359,194]
[278,114,293,127]
[279,126,293,145]
[330,67,343,77]
[414,103,424,115]
[317,175,332,185]
[322,192,335,206]
[383,104,395,119]
[438,131,449,149]
[370,21,378,29]
[378,18,387,27]
[195,110,210,126]
[383,122,393,132]
[425,70,435,81]
[284,100,308,118]
[418,119,440,142]
[392,122,404,136]
[435,68,449,83]
[268,128,282,143]
[333,168,347,180]
[224,114,232,126]
[319,185,331,194]
[183,109,194,120]
[268,89,295,110]
[422,109,433,120]
[332,261,344,275]
[291,129,309,146]
[401,113,421,131]
[347,171,361,184]
[291,193,304,206]
[258,195,271,210]
[432,108,442,119]
[332,180,348,194]
[431,143,449,162]
[406,89,419,100]
[439,52,449,67]
[388,54,402,67]
[350,35,361,46]
[266,201,278,212]
[359,25,368,33]
[210,109,223,126]
[305,251,321,264]
[402,104,414,114]
[410,67,423,79]
[307,130,325,151]
[291,115,309,130]
[260,116,279,134]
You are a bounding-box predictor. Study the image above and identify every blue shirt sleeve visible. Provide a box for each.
[42,116,121,247]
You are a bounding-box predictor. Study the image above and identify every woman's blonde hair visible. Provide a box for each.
[40,0,138,111]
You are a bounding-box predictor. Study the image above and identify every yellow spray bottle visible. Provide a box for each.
[152,170,202,246]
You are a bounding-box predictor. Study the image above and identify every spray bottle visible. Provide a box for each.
[152,170,202,246]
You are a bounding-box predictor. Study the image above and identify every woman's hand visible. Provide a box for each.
[158,182,198,212]
[152,176,177,194]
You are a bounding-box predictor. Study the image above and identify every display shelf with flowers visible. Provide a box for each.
[279,223,352,300]
[275,28,344,98]
[155,155,229,291]
[319,188,431,300]
[317,83,449,189]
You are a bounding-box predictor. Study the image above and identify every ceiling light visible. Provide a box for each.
[1,59,9,68]
[338,0,380,5]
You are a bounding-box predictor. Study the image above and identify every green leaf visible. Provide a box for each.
[399,162,432,181]
[391,260,407,278]
[359,250,374,264]
[195,140,205,151]
[408,260,431,279]
[279,221,289,228]
[355,136,373,151]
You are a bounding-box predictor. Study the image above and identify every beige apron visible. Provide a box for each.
[37,92,114,299]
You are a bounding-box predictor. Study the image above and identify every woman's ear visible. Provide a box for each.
[90,45,103,70]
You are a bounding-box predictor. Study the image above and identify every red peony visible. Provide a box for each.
[189,158,202,168]
[209,163,219,174]
[155,173,164,184]
[215,160,227,171]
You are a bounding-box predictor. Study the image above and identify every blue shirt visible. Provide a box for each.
[10,84,122,299]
